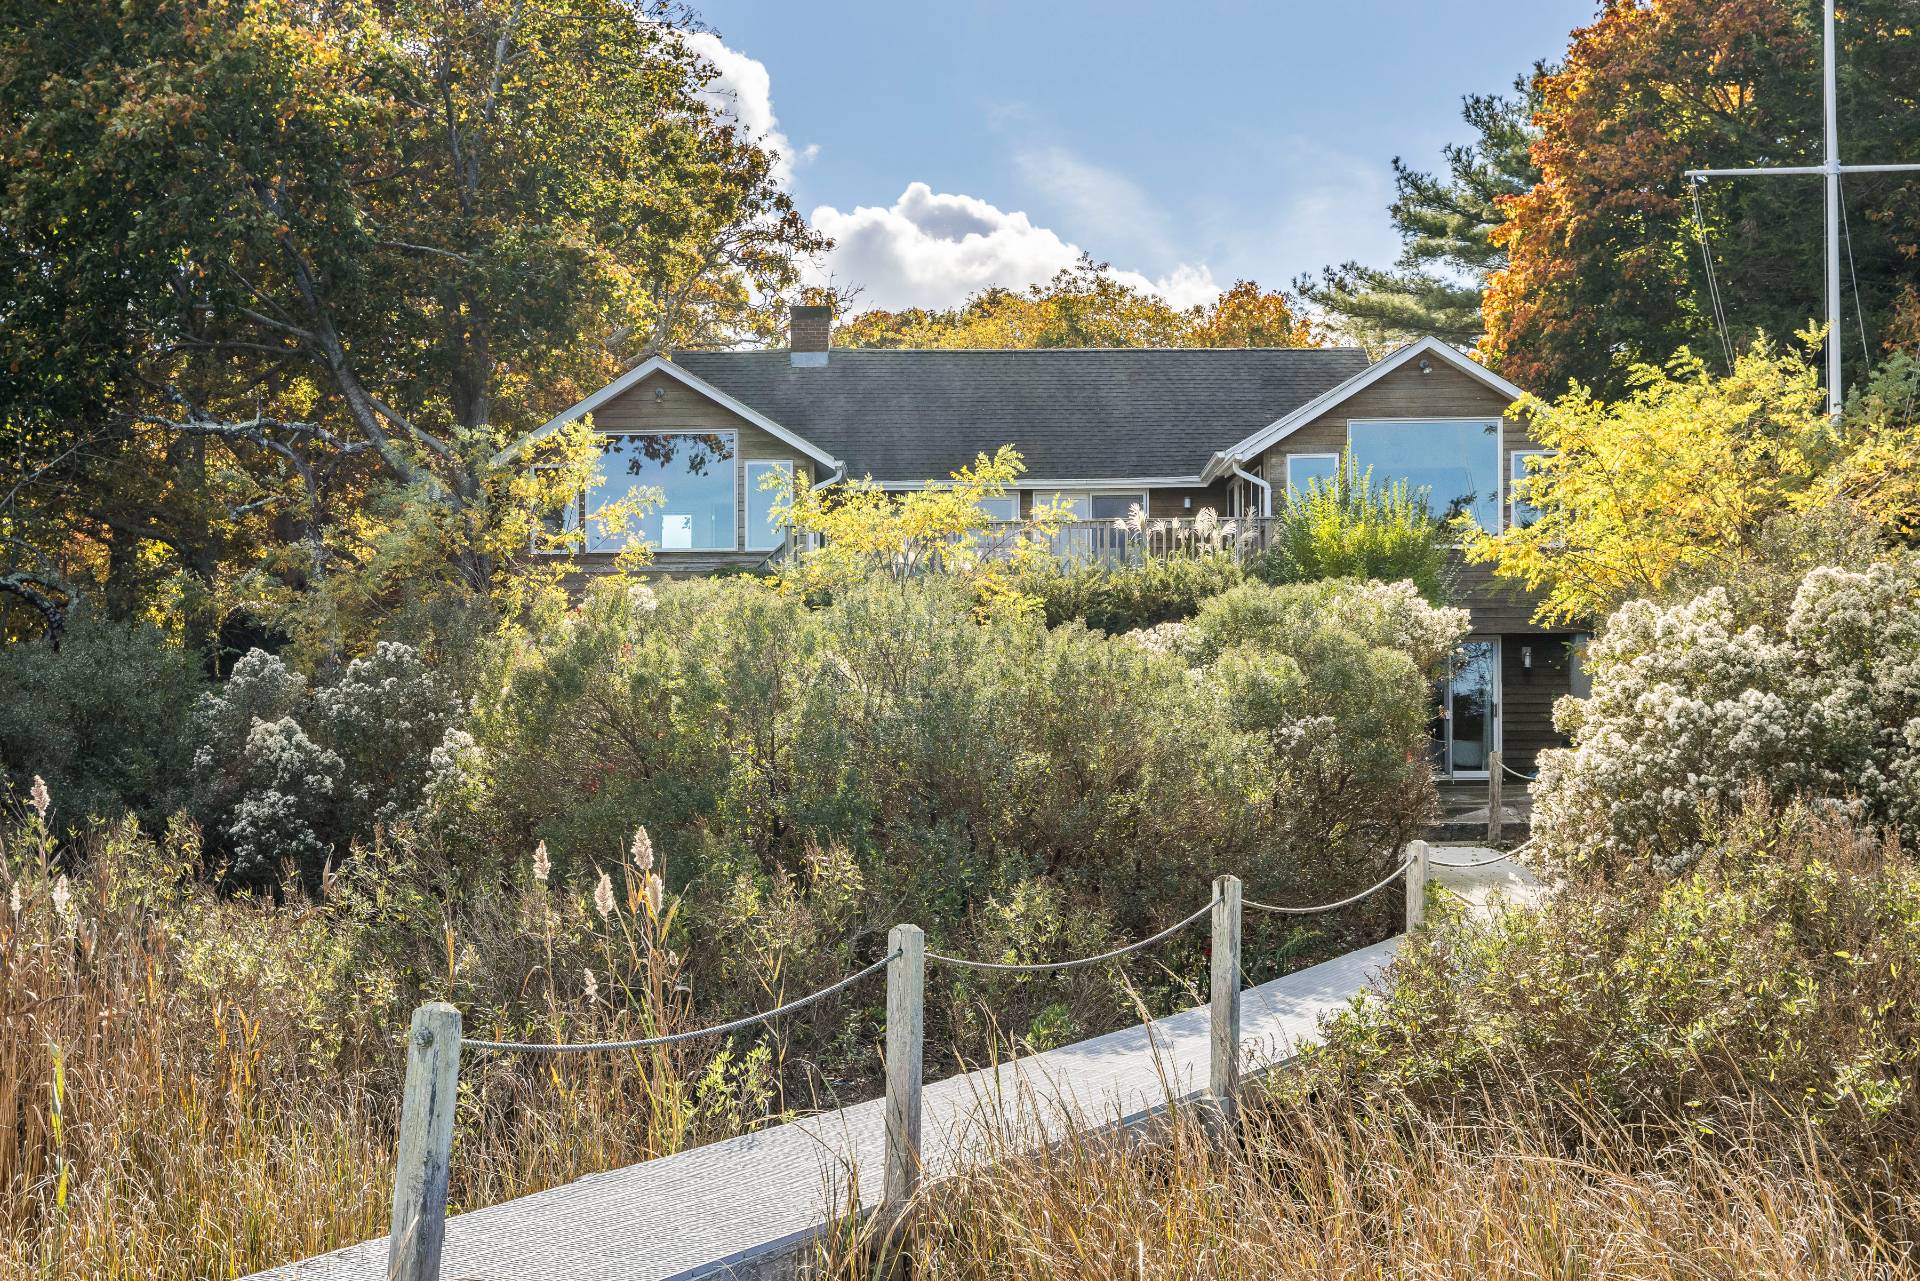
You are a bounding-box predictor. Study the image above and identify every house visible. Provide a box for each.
[502,305,1583,781]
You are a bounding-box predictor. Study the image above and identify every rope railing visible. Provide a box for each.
[462,951,896,1055]
[1430,835,1538,870]
[382,840,1450,1281]
[926,900,1213,973]
[1242,853,1416,916]
[1500,759,1538,782]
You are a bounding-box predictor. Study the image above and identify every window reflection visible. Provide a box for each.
[586,432,736,552]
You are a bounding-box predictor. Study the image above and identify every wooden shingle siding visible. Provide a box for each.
[1257,361,1539,473]
[1500,632,1577,774]
[1148,484,1233,518]
[1450,556,1554,634]
[569,369,808,576]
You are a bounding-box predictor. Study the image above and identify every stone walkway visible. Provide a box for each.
[250,856,1539,1281]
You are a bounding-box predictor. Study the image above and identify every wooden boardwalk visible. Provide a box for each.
[251,852,1533,1281]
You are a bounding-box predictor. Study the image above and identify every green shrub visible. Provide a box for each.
[1007,554,1248,633]
[0,613,204,831]
[1309,798,1920,1170]
[454,573,1466,1047]
[1251,461,1453,603]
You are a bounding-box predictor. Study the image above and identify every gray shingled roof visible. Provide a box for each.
[672,347,1371,484]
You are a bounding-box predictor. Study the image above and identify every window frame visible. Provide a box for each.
[529,462,583,555]
[1508,448,1554,530]
[1343,416,1504,533]
[975,492,1021,524]
[585,429,740,554]
[1037,490,1149,523]
[1283,452,1340,496]
[744,458,793,552]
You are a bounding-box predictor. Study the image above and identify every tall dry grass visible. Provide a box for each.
[822,1087,1919,1280]
[0,809,777,1281]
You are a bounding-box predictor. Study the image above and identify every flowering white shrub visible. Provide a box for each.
[313,642,466,834]
[221,717,343,879]
[192,644,464,885]
[1536,555,1920,874]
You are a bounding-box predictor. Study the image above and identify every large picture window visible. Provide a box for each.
[587,432,736,552]
[745,460,792,550]
[1347,419,1500,531]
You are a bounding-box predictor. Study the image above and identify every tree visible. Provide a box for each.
[1461,334,1914,625]
[837,258,1321,351]
[1481,0,1920,396]
[0,0,825,651]
[774,446,1062,607]
[1255,458,1453,603]
[1298,76,1542,353]
[1186,280,1319,348]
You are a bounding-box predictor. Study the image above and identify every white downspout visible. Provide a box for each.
[1230,460,1271,518]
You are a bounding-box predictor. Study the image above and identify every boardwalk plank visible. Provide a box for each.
[249,939,1402,1281]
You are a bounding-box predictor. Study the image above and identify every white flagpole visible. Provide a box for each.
[1824,0,1843,418]
[1684,0,1917,421]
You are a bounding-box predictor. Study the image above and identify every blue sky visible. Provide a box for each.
[687,1,1596,314]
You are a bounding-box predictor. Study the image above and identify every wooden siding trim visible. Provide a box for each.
[495,354,837,467]
[1203,336,1525,480]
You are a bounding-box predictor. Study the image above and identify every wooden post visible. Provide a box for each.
[1209,874,1243,1132]
[1487,749,1505,844]
[1405,840,1430,934]
[883,924,924,1209]
[388,1002,461,1281]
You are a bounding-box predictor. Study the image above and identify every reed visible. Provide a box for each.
[819,1083,1918,1280]
[0,811,764,1281]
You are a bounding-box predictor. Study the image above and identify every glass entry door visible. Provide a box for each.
[1431,639,1500,778]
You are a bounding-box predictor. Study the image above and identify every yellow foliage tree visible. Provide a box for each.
[1466,334,1857,624]
[771,446,1061,605]
[835,259,1319,351]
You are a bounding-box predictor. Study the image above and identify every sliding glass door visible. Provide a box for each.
[1431,639,1500,778]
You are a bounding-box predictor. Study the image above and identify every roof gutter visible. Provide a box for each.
[1230,460,1271,518]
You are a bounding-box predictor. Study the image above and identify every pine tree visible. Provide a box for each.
[1298,75,1543,353]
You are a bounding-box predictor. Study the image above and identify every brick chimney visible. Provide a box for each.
[789,304,831,367]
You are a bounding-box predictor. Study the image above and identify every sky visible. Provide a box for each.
[687,0,1598,315]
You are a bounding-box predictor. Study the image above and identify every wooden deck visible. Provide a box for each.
[249,854,1536,1281]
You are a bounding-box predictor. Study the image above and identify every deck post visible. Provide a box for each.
[883,924,925,1210]
[1208,874,1243,1133]
[1488,750,1504,844]
[388,1002,461,1281]
[1405,840,1430,933]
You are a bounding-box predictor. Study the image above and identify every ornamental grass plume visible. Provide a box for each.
[594,869,615,919]
[532,839,551,884]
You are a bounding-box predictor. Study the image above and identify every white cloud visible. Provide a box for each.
[679,30,817,186]
[675,36,1221,315]
[810,182,1220,313]
[1013,144,1177,264]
